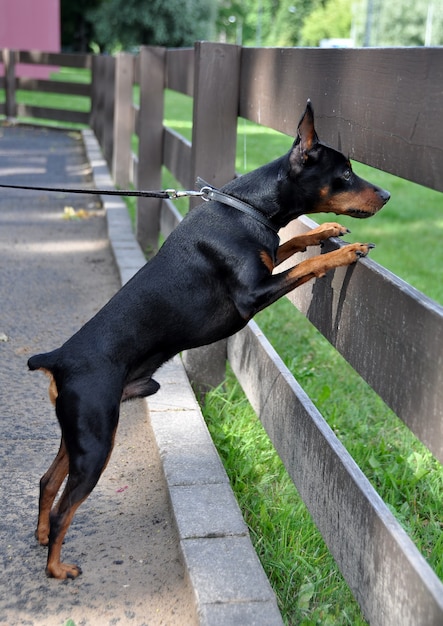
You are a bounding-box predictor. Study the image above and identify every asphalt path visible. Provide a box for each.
[0,124,197,625]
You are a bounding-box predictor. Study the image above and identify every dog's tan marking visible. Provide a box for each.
[40,368,58,405]
[275,222,349,266]
[260,250,275,273]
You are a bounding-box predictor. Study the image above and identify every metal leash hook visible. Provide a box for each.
[165,189,204,199]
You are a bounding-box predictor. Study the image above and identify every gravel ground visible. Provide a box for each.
[0,124,198,626]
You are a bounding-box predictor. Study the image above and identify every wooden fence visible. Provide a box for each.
[1,43,443,624]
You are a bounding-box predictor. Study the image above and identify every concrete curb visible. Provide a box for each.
[82,129,284,626]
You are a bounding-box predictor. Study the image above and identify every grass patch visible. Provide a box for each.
[1,67,90,128]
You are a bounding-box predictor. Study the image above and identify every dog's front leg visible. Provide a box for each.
[248,242,373,318]
[276,222,350,266]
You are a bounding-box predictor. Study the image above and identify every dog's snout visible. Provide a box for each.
[378,188,390,205]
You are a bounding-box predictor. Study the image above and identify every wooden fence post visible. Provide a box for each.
[182,42,242,395]
[4,49,17,119]
[136,46,166,256]
[112,52,134,187]
[90,54,116,170]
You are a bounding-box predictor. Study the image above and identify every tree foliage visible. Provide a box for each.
[61,0,102,51]
[353,0,443,46]
[301,0,352,46]
[88,0,214,51]
[60,0,443,51]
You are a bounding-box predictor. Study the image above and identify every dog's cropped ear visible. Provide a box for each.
[289,100,320,173]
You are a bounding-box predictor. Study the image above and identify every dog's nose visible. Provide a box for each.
[378,188,390,204]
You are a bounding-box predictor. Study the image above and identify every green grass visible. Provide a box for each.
[162,91,443,623]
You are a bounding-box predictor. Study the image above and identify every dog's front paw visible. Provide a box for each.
[323,222,351,238]
[346,242,375,261]
[312,222,350,246]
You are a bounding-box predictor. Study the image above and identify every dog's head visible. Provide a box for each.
[282,100,390,219]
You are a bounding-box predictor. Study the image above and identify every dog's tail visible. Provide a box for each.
[28,350,61,406]
[28,350,59,372]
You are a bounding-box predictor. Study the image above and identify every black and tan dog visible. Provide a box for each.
[28,101,389,578]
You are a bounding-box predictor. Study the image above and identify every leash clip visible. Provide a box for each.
[166,188,204,199]
[199,186,213,202]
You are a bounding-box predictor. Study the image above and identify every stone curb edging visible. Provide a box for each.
[82,129,284,626]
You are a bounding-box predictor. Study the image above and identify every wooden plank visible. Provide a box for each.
[130,152,138,187]
[160,198,182,238]
[17,50,92,69]
[278,216,443,464]
[133,104,139,137]
[4,49,17,118]
[182,42,241,391]
[228,321,443,626]
[190,42,240,193]
[163,127,192,188]
[15,103,89,125]
[133,53,141,85]
[166,48,194,96]
[239,47,443,191]
[112,52,134,186]
[136,46,166,255]
[16,77,90,97]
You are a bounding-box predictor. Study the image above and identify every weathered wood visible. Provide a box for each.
[15,103,89,125]
[163,127,192,188]
[278,216,443,464]
[17,50,91,69]
[228,321,443,626]
[112,52,134,186]
[90,55,114,165]
[239,47,443,191]
[102,56,117,169]
[16,77,91,97]
[166,48,194,96]
[4,49,17,118]
[190,42,241,196]
[181,42,242,392]
[160,199,182,239]
[136,46,166,255]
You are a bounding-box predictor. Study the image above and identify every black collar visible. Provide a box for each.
[196,178,279,233]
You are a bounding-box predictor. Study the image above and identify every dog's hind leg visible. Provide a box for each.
[45,435,117,579]
[45,392,120,579]
[35,438,69,546]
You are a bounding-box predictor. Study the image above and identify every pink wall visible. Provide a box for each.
[0,0,60,78]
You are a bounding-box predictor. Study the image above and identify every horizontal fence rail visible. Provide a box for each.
[0,48,92,125]
[1,42,442,625]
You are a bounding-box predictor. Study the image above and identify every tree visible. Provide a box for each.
[353,0,443,46]
[89,0,214,52]
[61,0,102,51]
[266,0,323,47]
[301,0,352,46]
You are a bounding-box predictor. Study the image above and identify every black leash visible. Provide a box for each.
[0,179,279,233]
[0,182,202,200]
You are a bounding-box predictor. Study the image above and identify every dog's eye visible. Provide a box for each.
[343,169,352,181]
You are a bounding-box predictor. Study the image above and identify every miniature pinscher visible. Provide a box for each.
[28,100,389,578]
